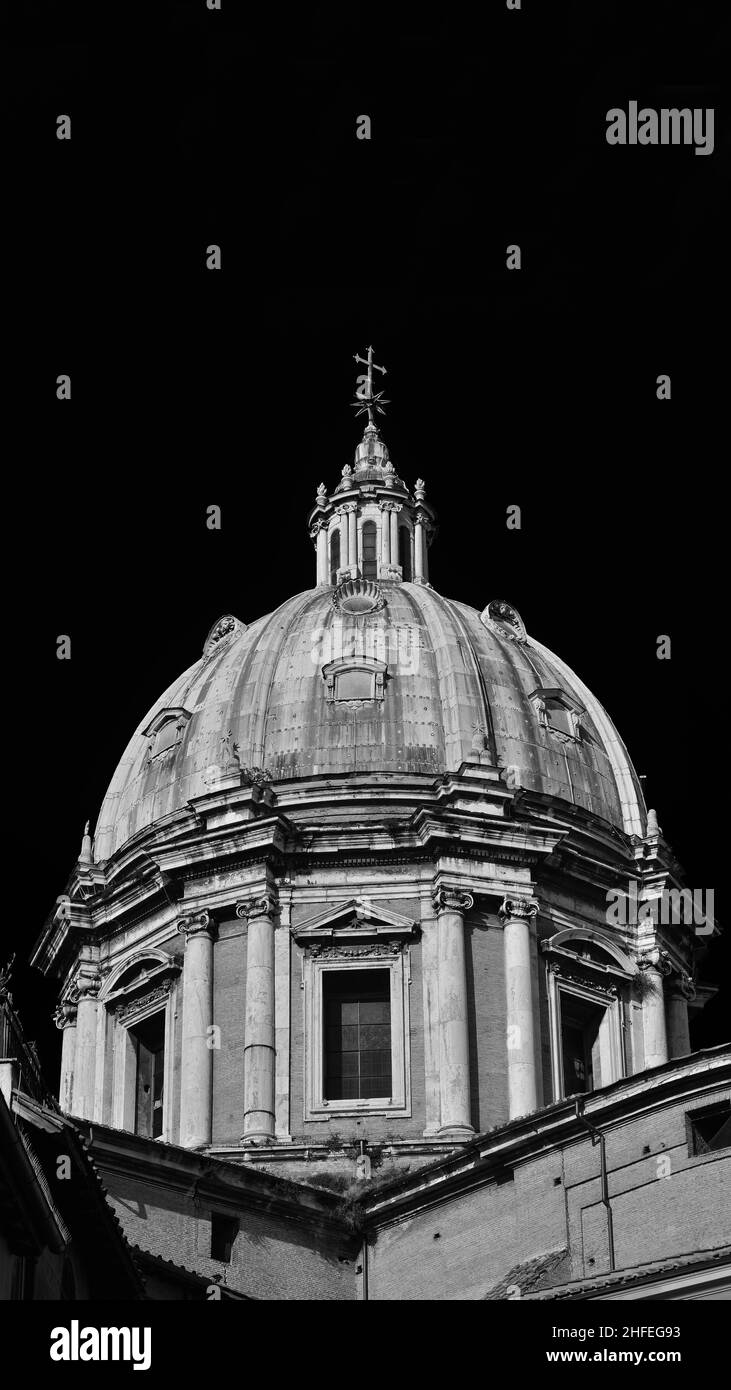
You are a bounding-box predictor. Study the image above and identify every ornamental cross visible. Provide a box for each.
[352,345,389,426]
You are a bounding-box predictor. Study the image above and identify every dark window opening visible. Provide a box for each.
[330,530,341,584]
[362,521,378,581]
[132,1011,165,1139]
[560,995,604,1097]
[398,526,412,581]
[211,1212,239,1262]
[324,969,392,1101]
[688,1103,731,1156]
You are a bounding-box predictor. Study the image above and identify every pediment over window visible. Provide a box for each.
[101,953,181,1017]
[292,898,419,944]
[541,928,636,980]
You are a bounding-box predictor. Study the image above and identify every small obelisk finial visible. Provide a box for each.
[80,820,94,865]
[352,345,389,429]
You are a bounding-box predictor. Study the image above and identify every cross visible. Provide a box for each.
[352,345,389,426]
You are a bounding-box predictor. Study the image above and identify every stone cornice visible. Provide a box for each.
[75,1122,355,1239]
[33,776,654,972]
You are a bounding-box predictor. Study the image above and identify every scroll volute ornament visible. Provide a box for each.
[499,896,539,925]
[178,910,215,940]
[235,894,277,923]
[432,888,474,916]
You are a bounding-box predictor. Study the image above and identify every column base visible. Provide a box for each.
[436,1123,475,1142]
[241,1126,277,1146]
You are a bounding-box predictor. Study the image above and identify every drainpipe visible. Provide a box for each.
[574,1098,616,1273]
[359,1237,369,1301]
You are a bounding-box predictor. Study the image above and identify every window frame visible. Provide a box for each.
[303,948,411,1121]
[110,986,177,1141]
[547,969,625,1101]
[686,1101,731,1157]
[322,655,387,704]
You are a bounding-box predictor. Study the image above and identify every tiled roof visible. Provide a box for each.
[484,1249,571,1300]
[524,1245,731,1300]
[130,1245,252,1299]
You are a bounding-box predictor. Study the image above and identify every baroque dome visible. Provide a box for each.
[93,583,646,862]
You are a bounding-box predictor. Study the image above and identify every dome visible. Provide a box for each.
[93,583,646,862]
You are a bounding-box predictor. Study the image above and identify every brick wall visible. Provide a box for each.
[466,918,508,1132]
[212,916,247,1143]
[102,1167,355,1301]
[365,1084,731,1299]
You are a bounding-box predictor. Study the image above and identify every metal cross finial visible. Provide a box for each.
[352,345,389,426]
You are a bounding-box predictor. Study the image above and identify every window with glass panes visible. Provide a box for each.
[323,969,392,1100]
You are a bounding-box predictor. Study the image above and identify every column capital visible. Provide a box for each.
[54,1001,78,1030]
[432,887,474,916]
[75,972,101,1000]
[236,893,277,923]
[178,909,216,941]
[668,967,696,1000]
[638,947,673,977]
[499,896,539,925]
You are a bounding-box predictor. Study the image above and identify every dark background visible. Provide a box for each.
[5,0,729,1080]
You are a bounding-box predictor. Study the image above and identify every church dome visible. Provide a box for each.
[93,583,646,862]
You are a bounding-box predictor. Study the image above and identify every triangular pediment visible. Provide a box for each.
[292,897,418,942]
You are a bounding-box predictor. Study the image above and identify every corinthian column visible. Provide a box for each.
[71,972,100,1119]
[414,513,425,582]
[390,504,401,569]
[380,502,391,569]
[237,893,277,1143]
[666,972,694,1059]
[54,1001,78,1114]
[433,888,474,1139]
[347,504,358,572]
[499,897,539,1119]
[179,911,217,1148]
[639,951,670,1068]
[314,522,328,585]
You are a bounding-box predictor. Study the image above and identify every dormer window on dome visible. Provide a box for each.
[142,707,192,763]
[529,687,585,742]
[322,656,387,704]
